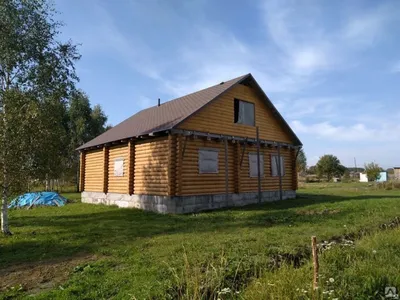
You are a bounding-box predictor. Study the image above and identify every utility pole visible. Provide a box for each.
[354,157,358,179]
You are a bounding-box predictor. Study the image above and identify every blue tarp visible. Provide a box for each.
[8,192,67,209]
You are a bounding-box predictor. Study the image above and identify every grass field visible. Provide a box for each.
[1,183,400,299]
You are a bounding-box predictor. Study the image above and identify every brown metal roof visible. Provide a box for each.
[77,73,302,150]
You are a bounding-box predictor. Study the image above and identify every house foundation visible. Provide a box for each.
[81,190,296,214]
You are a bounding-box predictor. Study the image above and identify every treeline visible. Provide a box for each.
[298,153,388,182]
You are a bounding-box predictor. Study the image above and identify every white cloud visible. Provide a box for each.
[342,4,397,48]
[277,97,343,119]
[291,120,400,142]
[75,0,396,102]
[137,96,154,110]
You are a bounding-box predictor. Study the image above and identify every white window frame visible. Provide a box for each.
[114,157,124,177]
[248,153,264,177]
[271,154,285,177]
[198,148,219,174]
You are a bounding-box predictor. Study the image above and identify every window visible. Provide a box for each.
[249,153,264,177]
[234,99,255,126]
[271,155,285,177]
[198,149,219,173]
[114,158,124,176]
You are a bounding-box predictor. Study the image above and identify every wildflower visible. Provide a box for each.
[329,278,335,283]
[372,250,377,254]
[343,225,347,227]
[218,288,231,295]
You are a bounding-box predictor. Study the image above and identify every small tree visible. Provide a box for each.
[342,169,351,182]
[296,148,307,174]
[307,165,317,175]
[0,0,80,235]
[316,155,343,181]
[364,162,382,182]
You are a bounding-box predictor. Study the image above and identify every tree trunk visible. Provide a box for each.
[1,101,11,235]
[1,173,11,235]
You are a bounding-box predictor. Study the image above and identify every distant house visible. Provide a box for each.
[77,74,303,213]
[359,173,368,182]
[359,172,387,183]
[394,167,400,180]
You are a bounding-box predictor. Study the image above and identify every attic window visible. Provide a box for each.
[234,99,255,126]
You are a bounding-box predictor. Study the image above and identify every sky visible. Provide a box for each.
[54,0,400,168]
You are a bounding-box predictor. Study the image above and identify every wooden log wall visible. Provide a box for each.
[128,141,135,195]
[79,152,85,192]
[178,138,235,196]
[84,149,104,192]
[175,137,294,196]
[292,148,298,191]
[82,135,296,196]
[238,144,293,192]
[134,136,169,195]
[177,83,293,143]
[107,144,129,193]
[168,135,177,196]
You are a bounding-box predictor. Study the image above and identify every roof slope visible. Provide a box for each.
[78,73,301,150]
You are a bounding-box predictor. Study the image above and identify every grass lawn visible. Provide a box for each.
[1,183,400,299]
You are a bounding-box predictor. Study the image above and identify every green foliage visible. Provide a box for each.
[1,185,400,298]
[342,169,351,183]
[296,148,307,174]
[364,162,382,182]
[65,90,108,182]
[316,154,345,181]
[307,165,316,175]
[0,0,92,234]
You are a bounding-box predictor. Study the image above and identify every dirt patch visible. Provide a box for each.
[0,253,98,294]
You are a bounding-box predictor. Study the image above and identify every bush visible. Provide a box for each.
[375,181,400,190]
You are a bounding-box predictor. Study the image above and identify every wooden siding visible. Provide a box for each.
[82,136,296,197]
[179,138,235,196]
[134,137,169,195]
[128,141,135,195]
[84,149,104,192]
[178,83,292,143]
[79,152,85,192]
[178,138,294,196]
[107,145,129,193]
[168,135,177,196]
[238,144,294,192]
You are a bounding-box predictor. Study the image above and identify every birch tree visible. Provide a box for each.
[0,0,79,235]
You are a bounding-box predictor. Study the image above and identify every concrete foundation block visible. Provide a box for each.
[81,190,296,214]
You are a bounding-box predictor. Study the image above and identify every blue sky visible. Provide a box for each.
[55,0,400,168]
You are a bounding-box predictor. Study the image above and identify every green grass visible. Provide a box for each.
[1,183,400,299]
